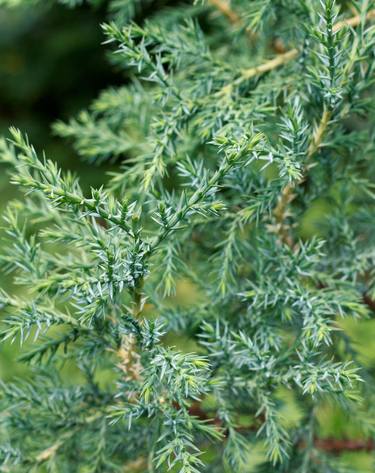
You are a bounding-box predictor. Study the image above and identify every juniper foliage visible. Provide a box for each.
[1,0,375,472]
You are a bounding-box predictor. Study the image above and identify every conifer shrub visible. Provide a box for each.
[0,1,375,472]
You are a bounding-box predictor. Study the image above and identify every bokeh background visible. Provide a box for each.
[0,2,374,471]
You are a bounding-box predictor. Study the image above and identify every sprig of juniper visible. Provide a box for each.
[1,1,375,472]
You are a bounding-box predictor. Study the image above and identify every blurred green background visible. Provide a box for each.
[0,3,374,471]
[0,1,120,180]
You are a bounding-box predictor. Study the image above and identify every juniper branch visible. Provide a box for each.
[273,107,332,247]
[223,7,375,93]
[0,1,374,472]
[272,6,375,247]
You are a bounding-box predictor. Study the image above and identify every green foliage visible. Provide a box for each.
[1,0,375,472]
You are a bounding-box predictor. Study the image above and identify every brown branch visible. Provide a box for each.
[208,0,289,53]
[314,437,375,453]
[123,457,147,472]
[363,294,375,312]
[117,334,143,383]
[208,0,243,26]
[208,0,257,41]
[241,48,299,81]
[189,401,375,454]
[333,8,375,33]
[307,108,332,158]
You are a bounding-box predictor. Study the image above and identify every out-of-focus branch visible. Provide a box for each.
[189,401,375,454]
[208,0,257,40]
[314,437,375,453]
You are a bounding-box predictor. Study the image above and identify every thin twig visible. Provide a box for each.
[307,108,332,158]
[123,457,148,472]
[314,437,375,453]
[114,277,145,390]
[188,401,375,453]
[208,0,242,26]
[333,8,375,33]
[208,0,257,40]
[241,48,299,81]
